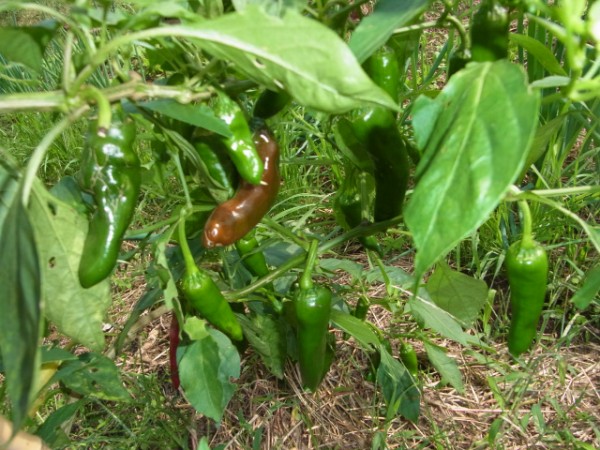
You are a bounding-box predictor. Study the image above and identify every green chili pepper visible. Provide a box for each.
[334,166,382,254]
[78,108,141,288]
[349,45,410,222]
[178,218,243,341]
[214,90,264,185]
[193,138,237,199]
[353,295,370,321]
[253,89,291,120]
[400,342,418,377]
[235,229,270,278]
[505,201,548,356]
[294,240,332,392]
[448,48,472,78]
[470,0,509,62]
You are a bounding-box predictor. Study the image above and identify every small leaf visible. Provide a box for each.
[426,262,489,327]
[29,183,111,351]
[186,7,397,113]
[424,342,464,393]
[330,309,379,350]
[237,314,286,378]
[407,293,477,346]
[509,34,567,77]
[365,265,414,288]
[55,353,131,402]
[0,172,42,431]
[571,265,600,310]
[178,329,240,423]
[138,100,232,137]
[406,61,540,277]
[320,258,364,280]
[35,399,85,448]
[376,344,420,422]
[349,0,431,63]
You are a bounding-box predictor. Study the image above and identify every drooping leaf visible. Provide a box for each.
[29,183,111,351]
[376,344,420,422]
[180,7,397,113]
[178,329,240,423]
[424,342,464,393]
[426,262,489,327]
[571,265,600,310]
[349,0,431,63]
[54,353,131,401]
[330,309,379,350]
[0,166,41,431]
[237,313,286,378]
[406,61,540,277]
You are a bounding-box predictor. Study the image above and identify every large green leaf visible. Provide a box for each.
[0,21,59,73]
[178,329,240,423]
[330,309,379,350]
[406,61,540,277]
[185,6,397,113]
[0,162,41,430]
[348,0,431,63]
[425,263,489,327]
[29,183,111,351]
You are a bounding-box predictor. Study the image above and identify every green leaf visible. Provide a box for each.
[509,34,567,77]
[365,265,414,288]
[0,21,59,73]
[571,265,600,310]
[348,0,431,63]
[237,314,286,378]
[425,263,489,327]
[178,329,240,423]
[376,345,420,422]
[187,7,397,113]
[0,170,41,431]
[406,293,477,346]
[320,258,364,280]
[138,100,232,138]
[330,309,379,350]
[29,183,111,351]
[406,61,540,277]
[35,399,85,449]
[424,342,464,393]
[54,353,131,401]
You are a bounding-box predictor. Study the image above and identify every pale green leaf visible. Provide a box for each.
[237,314,286,378]
[509,34,567,77]
[406,61,540,277]
[424,342,464,393]
[330,309,379,350]
[571,265,600,310]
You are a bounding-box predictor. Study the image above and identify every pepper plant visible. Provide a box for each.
[0,0,599,448]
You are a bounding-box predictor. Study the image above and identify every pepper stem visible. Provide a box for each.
[300,239,319,291]
[178,215,197,272]
[518,200,534,246]
[82,86,111,130]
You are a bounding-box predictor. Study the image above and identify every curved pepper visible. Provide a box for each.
[214,91,264,185]
[202,126,280,248]
[179,219,243,341]
[294,240,332,392]
[235,230,270,278]
[506,238,548,356]
[78,110,141,288]
[470,0,509,62]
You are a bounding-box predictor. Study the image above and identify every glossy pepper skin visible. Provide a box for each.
[506,239,548,356]
[182,261,243,341]
[350,46,409,222]
[470,0,509,62]
[202,126,280,248]
[235,230,270,278]
[295,284,332,392]
[214,91,264,185]
[334,168,382,254]
[78,113,141,288]
[193,140,237,199]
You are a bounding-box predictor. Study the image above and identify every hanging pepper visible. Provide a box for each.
[202,126,280,248]
[179,218,243,341]
[213,90,264,185]
[470,0,509,62]
[294,240,332,392]
[349,45,410,222]
[235,229,270,278]
[505,201,548,356]
[78,105,141,288]
[193,138,237,199]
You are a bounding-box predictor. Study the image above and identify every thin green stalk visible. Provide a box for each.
[300,239,319,290]
[517,200,534,246]
[177,215,196,270]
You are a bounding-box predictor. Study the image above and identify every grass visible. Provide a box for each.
[1,0,599,449]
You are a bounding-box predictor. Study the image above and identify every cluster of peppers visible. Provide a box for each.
[448,0,509,78]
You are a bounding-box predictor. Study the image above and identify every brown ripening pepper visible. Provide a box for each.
[202,126,280,248]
